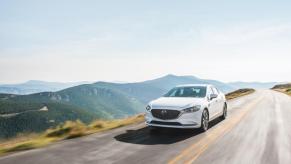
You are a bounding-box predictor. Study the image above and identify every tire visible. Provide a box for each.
[200,109,209,132]
[221,103,227,120]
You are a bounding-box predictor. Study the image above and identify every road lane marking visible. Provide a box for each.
[168,96,264,164]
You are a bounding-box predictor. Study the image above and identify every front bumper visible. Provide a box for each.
[145,110,202,129]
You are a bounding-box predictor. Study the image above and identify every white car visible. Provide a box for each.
[145,84,227,132]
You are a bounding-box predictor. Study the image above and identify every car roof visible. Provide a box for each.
[175,84,211,87]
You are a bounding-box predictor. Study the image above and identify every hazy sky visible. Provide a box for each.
[1,0,291,83]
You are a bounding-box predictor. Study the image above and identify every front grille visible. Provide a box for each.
[151,109,180,120]
[150,121,182,126]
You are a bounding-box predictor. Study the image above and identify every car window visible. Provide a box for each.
[164,86,207,98]
[208,87,214,95]
[211,87,218,95]
[214,87,220,94]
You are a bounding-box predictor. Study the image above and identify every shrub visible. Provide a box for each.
[45,120,87,138]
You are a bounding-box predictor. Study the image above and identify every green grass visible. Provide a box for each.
[1,139,53,153]
[283,88,291,96]
[0,114,144,156]
[225,88,255,100]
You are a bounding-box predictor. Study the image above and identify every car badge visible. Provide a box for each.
[161,110,167,115]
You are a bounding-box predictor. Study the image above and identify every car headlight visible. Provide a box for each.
[146,105,151,111]
[182,105,201,113]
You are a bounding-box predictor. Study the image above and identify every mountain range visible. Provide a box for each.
[0,80,90,95]
[0,77,279,95]
[0,74,279,138]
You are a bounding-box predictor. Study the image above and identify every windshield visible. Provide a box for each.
[164,86,207,98]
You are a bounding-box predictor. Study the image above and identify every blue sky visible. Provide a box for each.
[1,0,291,83]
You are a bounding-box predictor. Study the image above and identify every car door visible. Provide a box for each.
[210,86,221,117]
[207,86,219,119]
[212,87,224,115]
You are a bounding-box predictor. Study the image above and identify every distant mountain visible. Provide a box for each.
[0,78,280,96]
[228,81,279,89]
[0,80,90,95]
[0,74,237,138]
[144,74,235,93]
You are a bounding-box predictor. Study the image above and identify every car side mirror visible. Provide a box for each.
[210,94,218,100]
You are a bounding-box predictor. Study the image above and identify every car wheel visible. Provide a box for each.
[200,109,209,132]
[221,103,227,120]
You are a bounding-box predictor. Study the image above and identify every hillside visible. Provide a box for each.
[0,74,236,139]
[225,88,255,100]
[272,83,291,89]
[272,83,291,96]
[0,100,97,138]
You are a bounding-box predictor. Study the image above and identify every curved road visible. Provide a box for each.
[0,90,291,164]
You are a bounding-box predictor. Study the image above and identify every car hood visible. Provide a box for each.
[150,97,205,110]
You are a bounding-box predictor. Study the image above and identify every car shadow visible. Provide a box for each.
[114,117,224,145]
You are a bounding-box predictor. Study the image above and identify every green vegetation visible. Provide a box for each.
[271,83,291,89]
[0,101,97,139]
[272,83,291,96]
[0,85,147,139]
[0,114,144,156]
[225,88,255,100]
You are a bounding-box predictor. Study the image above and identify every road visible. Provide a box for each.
[0,90,291,164]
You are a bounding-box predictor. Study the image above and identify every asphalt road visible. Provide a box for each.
[0,90,291,164]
